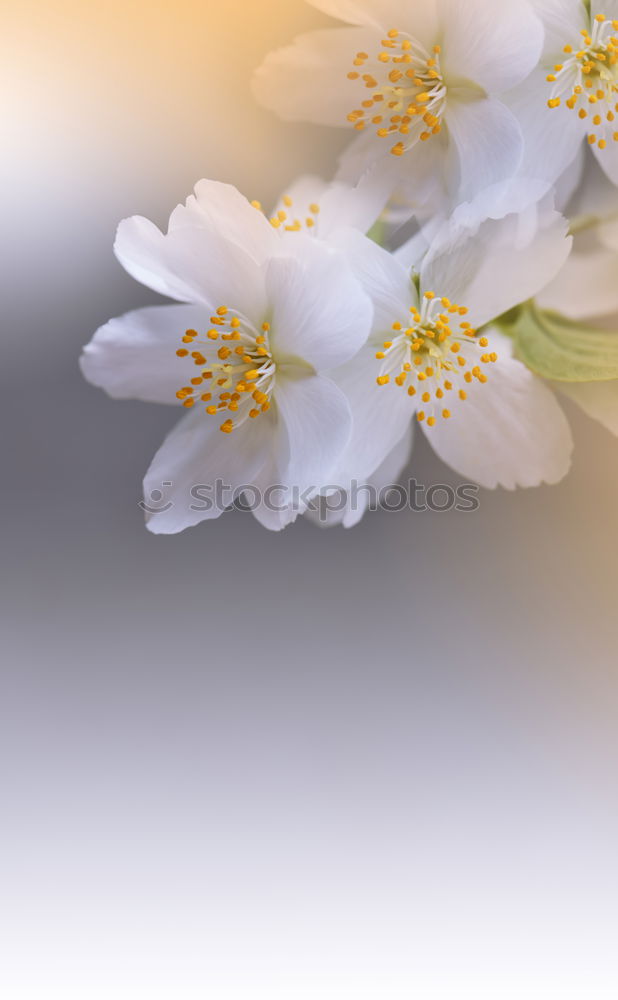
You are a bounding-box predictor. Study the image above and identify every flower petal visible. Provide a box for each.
[537,250,618,320]
[306,423,414,528]
[505,67,585,187]
[246,458,303,532]
[554,378,618,436]
[425,330,573,489]
[421,194,572,329]
[329,227,417,329]
[265,236,372,370]
[252,26,380,127]
[272,371,353,495]
[115,219,268,318]
[329,343,417,486]
[307,0,437,35]
[169,179,279,262]
[273,168,391,239]
[567,146,618,223]
[440,0,543,93]
[80,304,211,404]
[530,0,588,53]
[143,406,272,534]
[592,138,618,187]
[444,96,523,202]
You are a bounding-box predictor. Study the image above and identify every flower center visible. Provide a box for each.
[250,196,321,232]
[547,13,618,148]
[375,292,498,426]
[346,28,446,157]
[175,307,275,433]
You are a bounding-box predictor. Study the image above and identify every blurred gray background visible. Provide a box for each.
[2,0,618,995]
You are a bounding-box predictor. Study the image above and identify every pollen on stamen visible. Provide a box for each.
[374,292,496,425]
[345,27,448,157]
[174,310,276,433]
[547,14,618,145]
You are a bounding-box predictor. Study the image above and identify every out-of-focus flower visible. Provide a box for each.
[505,150,618,436]
[253,0,543,209]
[80,180,373,533]
[321,187,574,494]
[508,0,618,187]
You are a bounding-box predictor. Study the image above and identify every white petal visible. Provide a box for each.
[115,219,269,318]
[273,372,353,494]
[595,0,618,19]
[537,250,618,320]
[598,217,618,252]
[252,26,380,127]
[444,96,523,202]
[554,378,618,436]
[80,304,210,404]
[247,458,303,532]
[304,423,413,528]
[530,0,587,54]
[506,67,585,187]
[329,227,417,329]
[568,146,618,223]
[421,196,572,328]
[169,179,279,263]
[425,330,573,489]
[114,217,198,302]
[265,236,372,370]
[144,407,272,534]
[307,0,439,37]
[329,343,416,486]
[305,0,396,26]
[440,0,543,93]
[592,137,618,186]
[554,146,585,212]
[449,176,553,229]
[594,0,618,18]
[339,126,450,203]
[276,168,392,239]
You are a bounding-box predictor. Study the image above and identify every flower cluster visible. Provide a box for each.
[81,0,618,533]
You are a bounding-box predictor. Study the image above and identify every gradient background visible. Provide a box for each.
[2,1,618,996]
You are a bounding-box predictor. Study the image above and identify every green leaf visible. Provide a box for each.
[500,303,618,383]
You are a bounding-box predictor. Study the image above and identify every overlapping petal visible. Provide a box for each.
[80,304,211,404]
[264,236,373,370]
[144,406,273,534]
[115,218,269,320]
[440,0,543,93]
[425,330,573,489]
[420,198,572,330]
[252,26,378,126]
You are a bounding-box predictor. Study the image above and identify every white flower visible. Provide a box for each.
[253,0,543,207]
[305,425,414,528]
[322,185,575,494]
[509,0,618,187]
[80,180,373,533]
